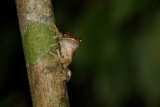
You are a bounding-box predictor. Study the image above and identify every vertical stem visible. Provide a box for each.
[15,0,70,107]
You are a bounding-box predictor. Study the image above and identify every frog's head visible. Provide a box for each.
[59,33,81,52]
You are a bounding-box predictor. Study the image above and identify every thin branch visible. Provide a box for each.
[16,0,70,107]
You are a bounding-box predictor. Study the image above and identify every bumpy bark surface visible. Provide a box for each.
[16,0,70,107]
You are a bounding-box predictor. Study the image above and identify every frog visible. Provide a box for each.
[58,33,81,81]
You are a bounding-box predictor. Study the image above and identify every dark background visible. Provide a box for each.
[1,0,160,107]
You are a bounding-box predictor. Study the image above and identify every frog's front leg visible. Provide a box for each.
[56,49,71,81]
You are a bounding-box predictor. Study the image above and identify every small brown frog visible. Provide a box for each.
[58,33,81,81]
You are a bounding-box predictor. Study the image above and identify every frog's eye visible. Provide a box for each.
[63,33,70,38]
[76,37,82,43]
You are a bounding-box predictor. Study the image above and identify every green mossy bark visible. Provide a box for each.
[22,22,58,65]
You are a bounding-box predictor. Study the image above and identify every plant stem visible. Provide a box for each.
[16,0,70,107]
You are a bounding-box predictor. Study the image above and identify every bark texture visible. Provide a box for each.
[16,0,69,107]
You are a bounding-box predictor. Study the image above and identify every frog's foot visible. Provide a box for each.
[62,68,72,82]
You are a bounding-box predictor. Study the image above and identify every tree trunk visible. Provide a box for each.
[15,0,70,107]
